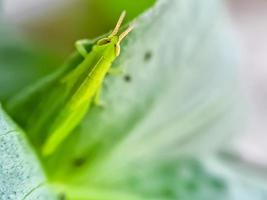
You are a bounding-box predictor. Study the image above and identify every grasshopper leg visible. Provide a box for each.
[75,40,89,58]
[108,66,124,75]
[93,86,105,108]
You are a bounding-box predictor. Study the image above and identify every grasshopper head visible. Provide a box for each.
[96,11,135,56]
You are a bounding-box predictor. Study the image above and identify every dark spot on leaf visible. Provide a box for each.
[161,188,175,198]
[144,51,153,62]
[184,181,198,192]
[58,192,66,200]
[124,74,132,82]
[209,178,226,190]
[73,157,86,167]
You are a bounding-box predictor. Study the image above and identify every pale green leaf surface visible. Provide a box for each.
[0,105,58,200]
[204,157,267,200]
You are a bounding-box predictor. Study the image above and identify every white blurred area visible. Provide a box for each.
[3,0,73,23]
[227,0,267,166]
[3,0,267,166]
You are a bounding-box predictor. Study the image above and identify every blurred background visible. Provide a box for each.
[2,0,155,57]
[2,0,267,166]
[227,0,267,166]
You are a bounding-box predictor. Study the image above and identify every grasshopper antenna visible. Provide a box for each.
[110,10,126,37]
[118,23,135,43]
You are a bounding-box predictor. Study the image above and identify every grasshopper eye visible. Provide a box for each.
[97,38,111,46]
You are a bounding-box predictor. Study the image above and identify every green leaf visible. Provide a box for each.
[0,104,58,199]
[52,157,267,200]
[4,0,267,199]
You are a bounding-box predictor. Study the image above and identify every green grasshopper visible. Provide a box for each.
[6,11,134,156]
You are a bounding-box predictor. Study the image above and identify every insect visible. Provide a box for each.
[39,11,134,155]
[5,11,133,156]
